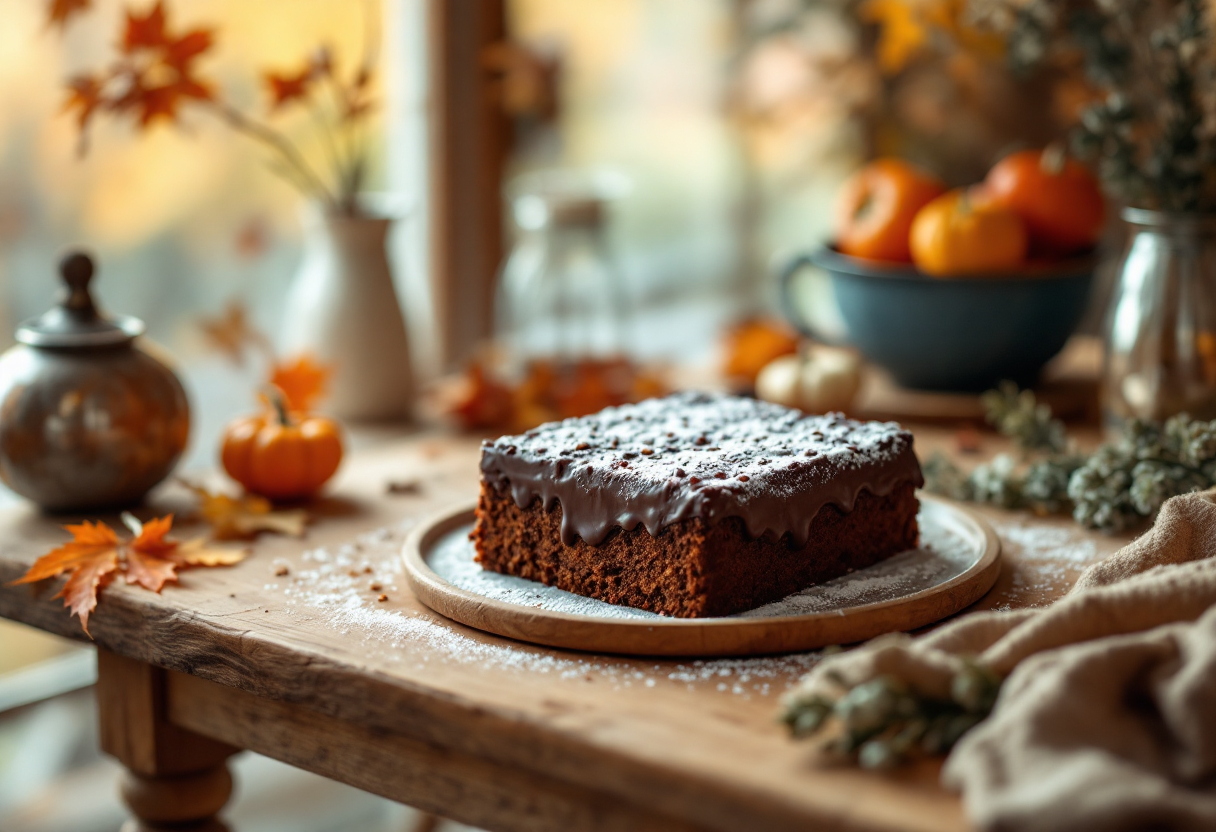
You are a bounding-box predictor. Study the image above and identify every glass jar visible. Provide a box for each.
[1104,209,1216,423]
[496,174,628,369]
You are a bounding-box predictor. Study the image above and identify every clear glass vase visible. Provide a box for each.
[496,173,627,369]
[1104,209,1216,423]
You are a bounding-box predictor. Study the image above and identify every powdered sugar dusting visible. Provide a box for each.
[431,502,980,620]
[997,522,1098,565]
[491,391,915,487]
[480,391,923,546]
[990,520,1102,606]
[279,520,822,697]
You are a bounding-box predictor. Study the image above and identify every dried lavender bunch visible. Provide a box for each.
[974,0,1216,211]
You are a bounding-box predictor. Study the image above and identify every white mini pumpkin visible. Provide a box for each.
[755,345,862,414]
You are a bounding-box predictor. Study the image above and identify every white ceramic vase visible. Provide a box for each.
[280,206,413,421]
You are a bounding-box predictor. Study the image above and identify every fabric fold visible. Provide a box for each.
[786,489,1216,832]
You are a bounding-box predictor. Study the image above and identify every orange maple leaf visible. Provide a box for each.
[47,0,91,29]
[163,29,213,71]
[110,2,214,126]
[64,74,104,132]
[448,360,516,430]
[116,81,171,126]
[183,482,309,540]
[265,66,314,111]
[131,514,177,558]
[270,355,332,413]
[123,1,167,52]
[58,550,120,636]
[13,521,119,585]
[124,547,178,593]
[198,300,274,366]
[113,72,213,127]
[7,513,243,636]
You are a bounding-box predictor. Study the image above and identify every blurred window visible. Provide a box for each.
[0,0,386,463]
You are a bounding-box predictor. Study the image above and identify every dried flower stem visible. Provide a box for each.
[923,383,1216,532]
[53,1,380,215]
[312,99,348,207]
[208,100,339,211]
[325,75,363,215]
[985,0,1216,211]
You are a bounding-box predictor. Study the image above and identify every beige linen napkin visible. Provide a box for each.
[786,489,1216,832]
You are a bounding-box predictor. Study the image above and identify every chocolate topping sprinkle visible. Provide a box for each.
[479,391,923,547]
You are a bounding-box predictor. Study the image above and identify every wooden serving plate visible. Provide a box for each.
[402,494,1000,657]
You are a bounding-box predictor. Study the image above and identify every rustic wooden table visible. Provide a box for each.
[0,426,1130,832]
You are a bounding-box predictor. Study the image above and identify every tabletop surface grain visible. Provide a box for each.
[0,425,1132,832]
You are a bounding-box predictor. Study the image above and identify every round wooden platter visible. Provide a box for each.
[402,495,1001,657]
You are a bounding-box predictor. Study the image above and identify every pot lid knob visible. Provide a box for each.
[16,251,146,348]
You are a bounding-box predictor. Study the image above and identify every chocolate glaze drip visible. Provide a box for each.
[479,391,924,547]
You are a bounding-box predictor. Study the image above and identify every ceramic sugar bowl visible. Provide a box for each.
[0,252,190,511]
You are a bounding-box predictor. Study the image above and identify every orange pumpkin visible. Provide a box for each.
[981,147,1105,256]
[836,158,946,262]
[221,390,343,500]
[910,189,1028,277]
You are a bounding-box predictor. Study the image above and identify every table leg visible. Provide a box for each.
[96,650,240,832]
[118,767,233,832]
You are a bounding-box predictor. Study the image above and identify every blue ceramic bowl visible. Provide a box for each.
[780,246,1096,392]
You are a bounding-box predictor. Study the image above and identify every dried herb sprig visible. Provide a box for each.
[1067,415,1216,530]
[781,659,1002,768]
[923,383,1216,531]
[924,449,1087,515]
[978,0,1216,212]
[981,380,1069,455]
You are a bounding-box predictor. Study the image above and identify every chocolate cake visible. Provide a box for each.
[472,392,924,618]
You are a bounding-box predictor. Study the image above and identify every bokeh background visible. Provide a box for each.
[0,0,1094,829]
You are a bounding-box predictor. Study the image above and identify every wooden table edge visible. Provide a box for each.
[1,558,963,832]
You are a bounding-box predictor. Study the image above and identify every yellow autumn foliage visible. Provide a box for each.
[863,0,1005,74]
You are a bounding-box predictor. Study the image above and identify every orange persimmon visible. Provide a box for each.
[981,147,1105,256]
[910,189,1028,277]
[836,158,946,262]
[221,389,343,501]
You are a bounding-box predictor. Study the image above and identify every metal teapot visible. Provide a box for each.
[0,252,190,511]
